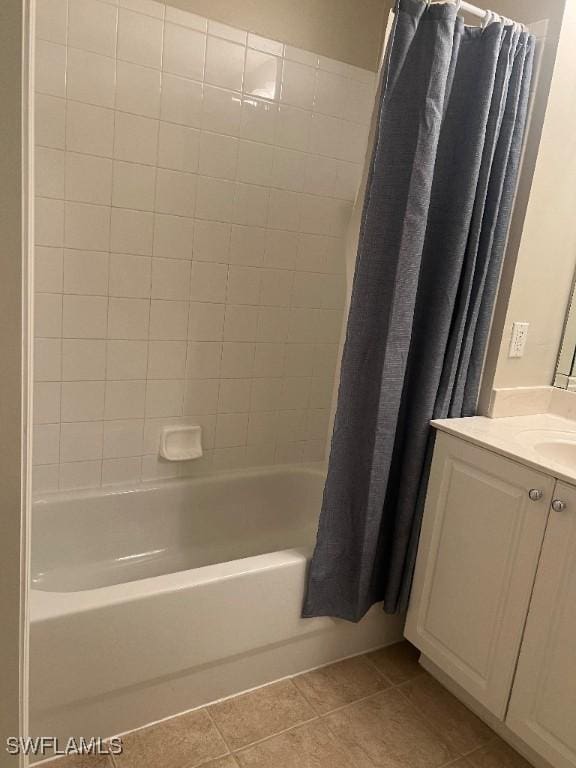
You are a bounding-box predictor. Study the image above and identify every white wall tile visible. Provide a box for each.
[102,457,143,485]
[208,20,246,44]
[240,96,278,144]
[237,140,273,186]
[108,297,150,338]
[66,102,115,157]
[218,378,250,413]
[244,49,282,101]
[154,214,195,260]
[36,147,65,198]
[65,201,111,250]
[248,33,283,57]
[193,220,231,263]
[158,123,200,172]
[35,338,62,382]
[36,197,64,247]
[149,299,188,339]
[184,378,219,413]
[63,250,109,295]
[151,257,191,300]
[145,379,184,417]
[106,339,148,379]
[36,0,68,44]
[115,60,162,118]
[62,294,108,338]
[34,382,61,424]
[186,341,222,378]
[215,412,248,447]
[61,381,106,421]
[35,293,63,338]
[33,7,370,490]
[195,176,235,222]
[35,40,67,98]
[60,420,103,462]
[205,36,245,91]
[163,23,205,80]
[189,261,228,302]
[62,339,106,380]
[233,183,269,227]
[160,74,203,127]
[103,419,144,458]
[67,48,116,108]
[112,161,157,211]
[109,253,151,297]
[220,342,254,378]
[35,246,64,292]
[105,380,146,419]
[117,8,163,69]
[229,225,265,267]
[114,112,159,165]
[35,94,66,149]
[198,132,238,180]
[110,208,154,255]
[202,85,241,136]
[147,340,187,378]
[69,0,118,57]
[65,153,113,205]
[33,464,60,494]
[155,168,197,217]
[33,424,61,465]
[165,6,206,31]
[59,460,102,490]
[188,302,225,340]
[223,305,258,341]
[281,60,315,110]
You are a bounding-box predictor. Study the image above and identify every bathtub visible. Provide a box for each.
[30,465,403,742]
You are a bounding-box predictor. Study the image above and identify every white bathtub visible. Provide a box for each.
[30,465,403,742]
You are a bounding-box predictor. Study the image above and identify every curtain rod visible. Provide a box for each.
[430,1,524,27]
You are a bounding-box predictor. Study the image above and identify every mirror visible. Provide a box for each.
[555,289,576,389]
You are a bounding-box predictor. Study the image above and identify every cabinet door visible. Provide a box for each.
[405,432,554,719]
[507,481,576,768]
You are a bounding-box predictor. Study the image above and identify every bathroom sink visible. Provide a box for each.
[516,429,576,469]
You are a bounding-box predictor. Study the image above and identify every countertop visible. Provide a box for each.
[431,413,576,485]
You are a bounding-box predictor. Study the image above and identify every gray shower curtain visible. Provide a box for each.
[303,0,534,621]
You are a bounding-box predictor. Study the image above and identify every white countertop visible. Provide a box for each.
[432,413,576,485]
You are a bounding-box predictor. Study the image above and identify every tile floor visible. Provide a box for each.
[42,642,533,768]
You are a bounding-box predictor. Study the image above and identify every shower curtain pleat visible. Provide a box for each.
[302,0,535,621]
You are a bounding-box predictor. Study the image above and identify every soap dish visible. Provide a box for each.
[159,425,203,461]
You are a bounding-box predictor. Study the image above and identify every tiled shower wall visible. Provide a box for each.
[32,0,376,493]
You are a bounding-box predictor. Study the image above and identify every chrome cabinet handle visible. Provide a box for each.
[551,499,567,512]
[528,488,543,501]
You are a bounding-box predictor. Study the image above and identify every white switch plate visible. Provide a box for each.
[509,321,529,358]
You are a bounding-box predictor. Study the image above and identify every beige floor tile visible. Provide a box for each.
[209,679,316,751]
[366,641,423,685]
[294,655,390,714]
[324,686,457,768]
[464,738,534,768]
[399,673,494,755]
[235,719,354,768]
[113,709,228,768]
[38,758,113,768]
[202,757,239,768]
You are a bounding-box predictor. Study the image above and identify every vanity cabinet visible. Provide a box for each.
[507,481,576,768]
[405,431,576,768]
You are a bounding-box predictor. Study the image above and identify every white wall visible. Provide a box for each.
[32,0,377,493]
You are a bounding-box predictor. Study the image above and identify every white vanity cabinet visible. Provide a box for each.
[405,430,576,768]
[507,480,576,768]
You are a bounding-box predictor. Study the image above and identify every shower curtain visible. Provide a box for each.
[303,0,535,621]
